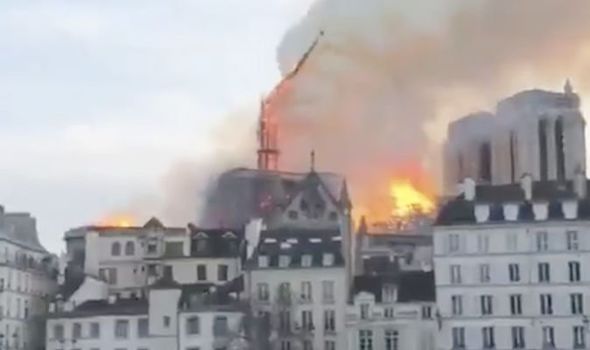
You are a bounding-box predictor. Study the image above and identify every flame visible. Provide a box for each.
[97,214,135,228]
[353,162,437,229]
[390,180,435,218]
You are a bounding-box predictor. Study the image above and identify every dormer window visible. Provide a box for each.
[279,255,291,268]
[195,232,208,254]
[302,254,313,267]
[382,284,397,303]
[329,212,338,221]
[288,211,299,220]
[322,253,334,266]
[258,255,268,268]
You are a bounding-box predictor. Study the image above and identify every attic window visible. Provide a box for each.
[279,255,291,268]
[309,238,322,244]
[329,212,338,221]
[301,254,313,267]
[322,253,334,266]
[280,242,292,250]
[331,236,342,242]
[223,231,236,239]
[264,238,277,244]
[288,211,299,220]
[287,238,299,244]
[258,256,269,268]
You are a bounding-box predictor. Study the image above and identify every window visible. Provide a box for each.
[303,340,313,350]
[540,294,553,315]
[322,253,334,266]
[147,264,157,276]
[574,326,585,349]
[279,255,290,268]
[115,320,129,339]
[384,307,395,319]
[450,265,462,284]
[567,230,579,250]
[571,293,584,315]
[24,300,29,319]
[506,233,518,251]
[281,341,291,350]
[163,316,170,328]
[538,263,550,282]
[385,330,399,350]
[302,254,313,267]
[257,283,269,302]
[537,231,548,251]
[213,316,228,336]
[72,322,82,339]
[99,267,117,285]
[90,322,100,338]
[325,340,336,350]
[258,255,268,268]
[322,280,334,303]
[197,265,207,281]
[278,282,291,303]
[53,324,64,340]
[510,294,522,315]
[111,242,121,256]
[302,310,314,331]
[479,264,490,283]
[147,242,157,254]
[481,295,493,315]
[324,309,335,332]
[279,311,290,332]
[359,330,373,350]
[478,235,489,253]
[542,326,555,348]
[449,234,460,253]
[511,327,525,349]
[382,284,396,303]
[452,295,463,315]
[452,327,465,349]
[301,282,312,302]
[360,303,370,320]
[482,327,495,349]
[288,210,298,220]
[125,241,135,256]
[509,263,520,282]
[138,318,149,338]
[422,306,433,319]
[569,261,581,282]
[218,265,228,281]
[186,316,200,335]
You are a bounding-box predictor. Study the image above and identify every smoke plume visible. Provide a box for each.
[270,0,590,219]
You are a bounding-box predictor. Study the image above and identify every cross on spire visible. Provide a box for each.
[310,150,316,172]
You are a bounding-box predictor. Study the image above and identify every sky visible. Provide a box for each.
[0,0,316,253]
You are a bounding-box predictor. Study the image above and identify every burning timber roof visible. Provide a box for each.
[64,217,186,239]
[200,168,347,229]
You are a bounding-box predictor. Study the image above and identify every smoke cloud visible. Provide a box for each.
[270,0,590,219]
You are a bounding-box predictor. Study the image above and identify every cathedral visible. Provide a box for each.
[444,81,586,194]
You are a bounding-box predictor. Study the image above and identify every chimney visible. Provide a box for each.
[520,173,533,201]
[574,168,586,198]
[463,178,476,201]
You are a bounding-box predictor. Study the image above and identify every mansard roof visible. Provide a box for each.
[436,180,590,226]
[248,228,345,269]
[49,298,149,318]
[351,270,435,303]
[0,207,48,252]
[186,226,245,258]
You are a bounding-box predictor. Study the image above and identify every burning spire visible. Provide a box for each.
[257,31,324,171]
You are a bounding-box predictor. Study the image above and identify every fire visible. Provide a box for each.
[390,180,435,218]
[97,214,135,228]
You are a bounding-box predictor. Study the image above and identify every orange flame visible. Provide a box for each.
[97,214,135,228]
[353,162,437,228]
[390,179,435,218]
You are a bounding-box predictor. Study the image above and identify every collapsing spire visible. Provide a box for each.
[257,31,324,171]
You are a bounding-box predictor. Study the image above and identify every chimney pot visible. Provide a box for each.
[520,173,533,201]
[574,169,586,198]
[463,178,476,201]
[108,294,117,304]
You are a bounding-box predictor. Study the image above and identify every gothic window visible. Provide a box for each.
[539,119,549,181]
[479,142,492,182]
[555,117,566,181]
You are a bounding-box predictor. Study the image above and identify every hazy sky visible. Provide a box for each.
[0,0,315,253]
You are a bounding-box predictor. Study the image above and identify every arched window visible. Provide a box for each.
[111,242,121,256]
[125,242,135,256]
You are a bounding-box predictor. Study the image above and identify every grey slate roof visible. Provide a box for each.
[248,228,345,269]
[49,298,149,318]
[351,271,435,303]
[436,180,590,226]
